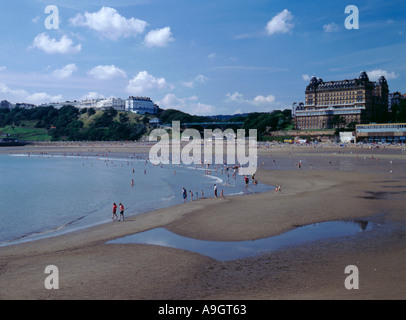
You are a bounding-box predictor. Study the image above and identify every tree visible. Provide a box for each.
[331,115,345,128]
[119,113,129,123]
[87,108,96,116]
[93,112,114,128]
[392,99,406,123]
[346,122,358,130]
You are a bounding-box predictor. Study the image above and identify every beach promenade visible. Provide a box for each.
[0,142,405,300]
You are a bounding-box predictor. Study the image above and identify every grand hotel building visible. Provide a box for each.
[294,71,389,130]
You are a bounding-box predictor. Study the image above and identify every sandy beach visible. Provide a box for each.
[0,142,405,300]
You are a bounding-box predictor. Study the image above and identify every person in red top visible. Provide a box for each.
[119,203,125,221]
[112,203,118,221]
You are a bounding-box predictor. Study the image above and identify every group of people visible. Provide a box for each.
[112,202,125,221]
[214,184,224,199]
[182,184,225,202]
[182,187,206,202]
[244,174,258,185]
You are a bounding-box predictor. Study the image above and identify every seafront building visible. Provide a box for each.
[10,96,159,114]
[356,123,406,143]
[389,92,406,111]
[294,71,389,130]
[93,98,125,111]
[125,96,158,114]
[39,97,126,111]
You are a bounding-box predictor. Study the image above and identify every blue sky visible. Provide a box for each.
[0,0,405,115]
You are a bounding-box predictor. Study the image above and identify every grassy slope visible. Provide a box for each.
[1,111,152,141]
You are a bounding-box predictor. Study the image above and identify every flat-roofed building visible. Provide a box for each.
[94,98,125,111]
[295,71,389,130]
[125,96,158,114]
[0,100,13,109]
[356,123,406,143]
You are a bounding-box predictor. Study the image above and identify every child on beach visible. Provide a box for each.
[119,203,125,221]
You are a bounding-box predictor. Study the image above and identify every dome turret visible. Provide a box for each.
[359,71,369,82]
[378,75,387,84]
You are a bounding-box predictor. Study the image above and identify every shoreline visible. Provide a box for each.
[0,143,405,299]
[0,150,272,248]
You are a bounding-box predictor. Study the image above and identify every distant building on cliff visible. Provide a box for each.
[0,100,13,109]
[125,96,158,114]
[94,98,125,111]
[294,71,389,130]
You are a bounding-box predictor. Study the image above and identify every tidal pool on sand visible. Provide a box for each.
[107,220,373,261]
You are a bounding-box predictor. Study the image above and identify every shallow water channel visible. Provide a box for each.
[107,220,373,261]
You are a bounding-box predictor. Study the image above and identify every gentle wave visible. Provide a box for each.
[204,174,223,184]
[0,215,87,247]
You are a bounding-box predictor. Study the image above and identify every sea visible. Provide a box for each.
[0,153,272,247]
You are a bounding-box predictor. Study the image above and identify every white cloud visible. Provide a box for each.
[226,92,245,103]
[182,74,209,88]
[32,16,40,23]
[0,82,62,104]
[0,83,27,98]
[70,7,147,41]
[144,27,174,47]
[265,9,294,36]
[367,69,400,81]
[158,93,216,116]
[31,33,81,54]
[126,71,169,95]
[302,74,311,81]
[226,92,276,106]
[0,66,6,71]
[88,65,127,80]
[226,92,277,110]
[252,95,276,105]
[26,92,63,105]
[81,92,106,101]
[52,63,78,79]
[323,22,339,33]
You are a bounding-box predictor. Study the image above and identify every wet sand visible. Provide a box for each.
[0,143,405,300]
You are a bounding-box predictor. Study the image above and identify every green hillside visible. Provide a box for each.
[0,104,295,141]
[0,106,151,141]
[0,125,52,141]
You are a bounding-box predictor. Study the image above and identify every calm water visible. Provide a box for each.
[0,154,272,246]
[107,220,373,261]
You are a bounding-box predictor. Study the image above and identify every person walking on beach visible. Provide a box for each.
[182,187,187,203]
[112,202,118,221]
[119,203,125,221]
[214,184,218,197]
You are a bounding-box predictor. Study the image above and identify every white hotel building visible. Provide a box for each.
[125,96,158,114]
[94,98,125,111]
[39,96,158,114]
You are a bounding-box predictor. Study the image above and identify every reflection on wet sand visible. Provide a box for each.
[108,220,373,261]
